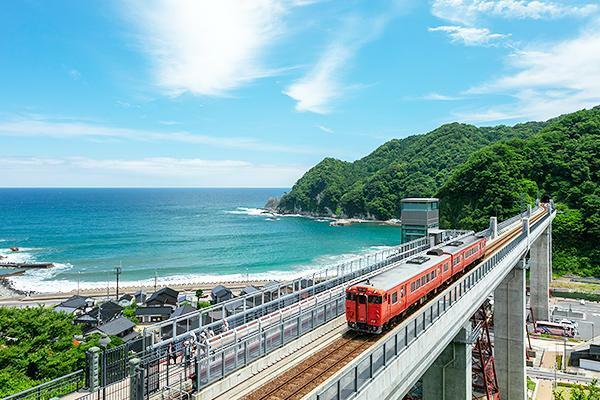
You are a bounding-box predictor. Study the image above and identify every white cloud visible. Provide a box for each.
[0,116,314,154]
[432,0,598,25]
[0,157,307,187]
[429,25,509,46]
[317,125,334,133]
[284,5,403,114]
[422,92,463,101]
[124,0,288,97]
[458,20,600,122]
[284,41,352,114]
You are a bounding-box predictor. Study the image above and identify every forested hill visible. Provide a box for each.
[277,120,546,219]
[277,106,600,277]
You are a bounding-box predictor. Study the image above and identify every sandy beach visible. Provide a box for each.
[0,278,274,302]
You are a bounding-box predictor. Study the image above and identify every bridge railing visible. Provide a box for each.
[144,236,437,345]
[131,231,474,393]
[314,209,552,400]
[2,370,85,400]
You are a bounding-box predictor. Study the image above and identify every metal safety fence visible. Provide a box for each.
[2,370,85,400]
[315,209,552,400]
[144,236,437,345]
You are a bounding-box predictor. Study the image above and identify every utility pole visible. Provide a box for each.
[114,263,122,300]
[77,270,81,295]
[563,337,567,371]
[154,270,158,292]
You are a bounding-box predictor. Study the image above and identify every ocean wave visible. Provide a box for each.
[225,207,270,216]
[5,244,397,294]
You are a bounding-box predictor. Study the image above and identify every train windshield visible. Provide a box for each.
[368,295,382,304]
[346,292,357,301]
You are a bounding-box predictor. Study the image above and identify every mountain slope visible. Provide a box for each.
[277,106,600,277]
[278,121,545,219]
[439,106,600,276]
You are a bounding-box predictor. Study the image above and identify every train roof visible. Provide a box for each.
[352,251,451,292]
[438,234,481,255]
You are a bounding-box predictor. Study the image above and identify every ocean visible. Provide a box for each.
[0,188,402,293]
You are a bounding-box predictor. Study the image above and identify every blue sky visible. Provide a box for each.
[1,0,599,187]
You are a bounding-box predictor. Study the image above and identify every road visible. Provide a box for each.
[527,367,593,384]
[551,298,600,340]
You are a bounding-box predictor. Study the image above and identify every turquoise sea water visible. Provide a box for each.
[0,188,402,292]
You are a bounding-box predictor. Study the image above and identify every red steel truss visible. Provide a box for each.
[471,301,501,400]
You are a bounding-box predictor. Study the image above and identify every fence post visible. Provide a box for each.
[87,346,100,391]
[129,357,142,400]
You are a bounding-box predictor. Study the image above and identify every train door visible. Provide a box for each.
[356,294,368,324]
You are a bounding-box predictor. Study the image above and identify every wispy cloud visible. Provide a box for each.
[0,116,315,154]
[123,0,291,97]
[460,18,600,121]
[428,25,509,46]
[317,125,334,133]
[0,157,307,187]
[431,0,598,25]
[284,3,405,114]
[421,92,463,101]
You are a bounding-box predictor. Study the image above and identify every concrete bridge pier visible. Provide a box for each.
[494,258,527,400]
[530,223,551,321]
[422,324,472,400]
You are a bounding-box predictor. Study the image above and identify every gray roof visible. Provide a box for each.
[135,306,172,316]
[97,317,135,336]
[358,252,451,291]
[212,285,232,296]
[171,304,196,318]
[241,285,260,295]
[75,314,97,323]
[351,233,481,292]
[54,306,79,314]
[438,235,480,256]
[58,295,89,309]
[146,287,178,304]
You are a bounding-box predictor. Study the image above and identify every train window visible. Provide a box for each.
[426,274,430,283]
[368,296,382,304]
[411,282,415,292]
[346,292,356,301]
[421,276,426,286]
[400,288,404,297]
[444,263,449,272]
[358,296,367,304]
[391,292,398,303]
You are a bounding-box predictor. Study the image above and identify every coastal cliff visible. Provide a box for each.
[277,106,600,277]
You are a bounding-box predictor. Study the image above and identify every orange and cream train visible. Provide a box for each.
[345,234,486,333]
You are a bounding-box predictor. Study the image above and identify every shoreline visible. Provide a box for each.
[0,205,400,301]
[0,278,273,302]
[264,207,401,226]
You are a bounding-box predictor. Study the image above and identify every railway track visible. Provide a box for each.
[242,332,377,400]
[484,205,546,257]
[241,206,548,400]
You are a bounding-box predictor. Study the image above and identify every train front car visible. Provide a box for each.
[346,284,386,333]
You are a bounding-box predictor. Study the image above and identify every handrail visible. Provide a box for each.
[186,212,534,389]
[2,369,85,400]
[314,208,554,400]
[146,236,434,336]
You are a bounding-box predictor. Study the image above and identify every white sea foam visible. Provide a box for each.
[5,244,396,294]
[225,207,269,216]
